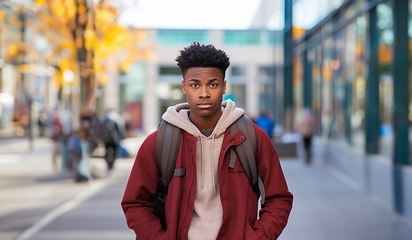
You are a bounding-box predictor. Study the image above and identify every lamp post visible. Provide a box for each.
[63,69,74,129]
[17,7,34,150]
[60,68,75,170]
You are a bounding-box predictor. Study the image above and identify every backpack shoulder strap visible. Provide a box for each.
[154,120,183,231]
[156,120,182,188]
[229,115,265,205]
[229,115,258,188]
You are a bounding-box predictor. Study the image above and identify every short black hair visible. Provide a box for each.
[175,42,230,78]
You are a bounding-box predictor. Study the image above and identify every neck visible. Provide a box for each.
[188,111,222,131]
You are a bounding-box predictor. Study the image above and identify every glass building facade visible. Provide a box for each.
[292,0,411,165]
[290,0,412,219]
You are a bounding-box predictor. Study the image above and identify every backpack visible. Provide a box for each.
[94,117,121,145]
[153,114,265,230]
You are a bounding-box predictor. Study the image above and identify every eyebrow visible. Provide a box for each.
[187,78,219,82]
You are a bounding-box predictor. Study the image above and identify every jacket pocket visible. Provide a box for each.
[244,221,259,240]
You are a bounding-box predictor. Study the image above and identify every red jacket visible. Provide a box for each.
[121,125,293,239]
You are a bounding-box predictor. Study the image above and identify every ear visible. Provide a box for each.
[223,80,226,94]
[181,80,186,94]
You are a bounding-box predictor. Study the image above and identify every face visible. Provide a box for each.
[181,67,226,129]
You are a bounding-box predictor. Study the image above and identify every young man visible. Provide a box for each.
[121,42,293,239]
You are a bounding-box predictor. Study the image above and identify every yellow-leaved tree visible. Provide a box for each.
[35,0,152,111]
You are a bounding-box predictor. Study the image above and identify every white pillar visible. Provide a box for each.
[103,73,119,110]
[246,65,259,118]
[143,63,159,135]
[210,30,223,46]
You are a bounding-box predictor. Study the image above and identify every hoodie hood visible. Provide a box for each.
[162,99,244,138]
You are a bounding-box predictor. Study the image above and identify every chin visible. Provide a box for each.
[199,108,220,118]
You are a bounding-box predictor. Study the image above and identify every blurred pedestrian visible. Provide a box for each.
[296,107,317,165]
[99,108,126,174]
[66,130,83,179]
[121,42,293,239]
[122,111,132,137]
[44,110,64,172]
[255,109,276,140]
[74,110,99,182]
[103,109,126,174]
[37,110,48,136]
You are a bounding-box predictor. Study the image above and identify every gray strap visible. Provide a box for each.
[161,123,174,181]
[156,121,167,174]
[156,121,182,185]
[258,176,265,205]
[173,168,186,176]
[229,148,236,168]
[236,116,258,186]
[164,123,182,183]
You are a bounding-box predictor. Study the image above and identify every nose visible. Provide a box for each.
[199,86,210,98]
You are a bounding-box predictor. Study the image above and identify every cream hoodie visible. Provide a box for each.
[162,100,244,240]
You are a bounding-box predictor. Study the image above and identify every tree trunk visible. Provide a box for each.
[74,0,95,113]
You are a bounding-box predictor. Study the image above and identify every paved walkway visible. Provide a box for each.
[2,136,412,239]
[16,160,136,240]
[279,157,412,240]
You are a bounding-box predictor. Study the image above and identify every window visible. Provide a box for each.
[377,2,394,158]
[321,35,334,138]
[346,16,367,150]
[158,66,182,84]
[226,65,246,109]
[311,46,322,136]
[330,30,346,142]
[223,30,281,46]
[258,66,276,117]
[157,30,209,45]
[293,54,303,117]
[159,66,181,75]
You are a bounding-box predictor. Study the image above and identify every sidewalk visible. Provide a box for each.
[279,157,412,240]
[14,159,136,240]
[4,136,412,240]
[0,135,145,240]
[0,136,53,154]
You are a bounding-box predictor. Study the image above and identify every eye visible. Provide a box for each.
[210,83,218,88]
[190,83,199,88]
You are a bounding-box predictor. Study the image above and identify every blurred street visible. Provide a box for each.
[0,136,142,240]
[0,0,411,239]
[1,136,412,240]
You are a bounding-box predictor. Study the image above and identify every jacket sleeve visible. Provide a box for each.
[251,126,294,239]
[121,131,167,240]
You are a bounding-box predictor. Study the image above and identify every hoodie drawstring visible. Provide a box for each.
[211,134,216,191]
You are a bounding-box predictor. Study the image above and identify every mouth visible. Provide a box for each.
[197,102,212,109]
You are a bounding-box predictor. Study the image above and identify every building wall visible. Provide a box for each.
[295,0,412,221]
[135,29,283,135]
